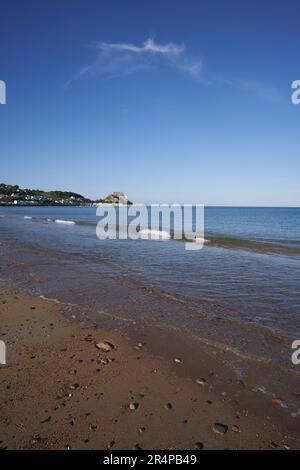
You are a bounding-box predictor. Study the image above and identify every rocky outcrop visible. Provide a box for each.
[99,192,132,205]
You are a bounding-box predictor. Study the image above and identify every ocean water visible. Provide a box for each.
[0,205,299,370]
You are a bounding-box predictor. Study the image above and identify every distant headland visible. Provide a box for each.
[0,184,132,206]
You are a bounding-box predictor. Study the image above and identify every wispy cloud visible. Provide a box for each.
[99,38,185,55]
[66,37,202,86]
[66,37,283,105]
[218,78,284,104]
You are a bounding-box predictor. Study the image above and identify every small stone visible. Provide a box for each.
[69,383,80,390]
[139,427,146,433]
[174,357,183,364]
[195,442,204,450]
[231,425,240,433]
[107,440,115,449]
[30,434,41,445]
[196,378,206,386]
[41,416,51,424]
[132,443,142,450]
[165,403,173,410]
[272,398,283,406]
[95,341,115,352]
[212,423,228,435]
[100,358,110,365]
[129,402,139,411]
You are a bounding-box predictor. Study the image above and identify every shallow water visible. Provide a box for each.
[0,205,299,371]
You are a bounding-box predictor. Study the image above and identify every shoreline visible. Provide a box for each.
[0,286,299,450]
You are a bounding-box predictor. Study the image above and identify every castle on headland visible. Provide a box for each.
[94,192,132,205]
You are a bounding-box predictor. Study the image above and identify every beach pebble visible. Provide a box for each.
[164,403,173,410]
[132,443,142,450]
[270,441,279,449]
[129,402,139,411]
[84,335,93,342]
[231,425,240,433]
[100,358,110,365]
[69,383,80,390]
[95,341,115,352]
[212,423,228,435]
[272,398,283,406]
[30,434,41,445]
[196,378,206,386]
[41,416,51,424]
[174,357,183,364]
[195,442,204,450]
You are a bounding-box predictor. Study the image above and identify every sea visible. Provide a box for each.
[0,205,299,374]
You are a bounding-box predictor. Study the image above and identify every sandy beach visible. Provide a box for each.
[0,285,299,450]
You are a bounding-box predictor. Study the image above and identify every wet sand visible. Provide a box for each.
[0,286,299,450]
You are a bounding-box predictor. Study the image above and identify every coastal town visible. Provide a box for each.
[0,184,132,206]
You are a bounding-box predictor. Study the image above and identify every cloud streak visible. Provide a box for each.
[67,37,283,105]
[66,37,202,86]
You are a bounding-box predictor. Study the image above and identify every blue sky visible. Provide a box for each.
[0,0,300,205]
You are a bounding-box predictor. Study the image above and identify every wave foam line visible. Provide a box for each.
[54,219,76,225]
[139,229,171,240]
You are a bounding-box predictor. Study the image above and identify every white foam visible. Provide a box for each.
[139,229,170,240]
[24,216,32,219]
[54,219,76,225]
[192,237,206,243]
[39,295,76,307]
